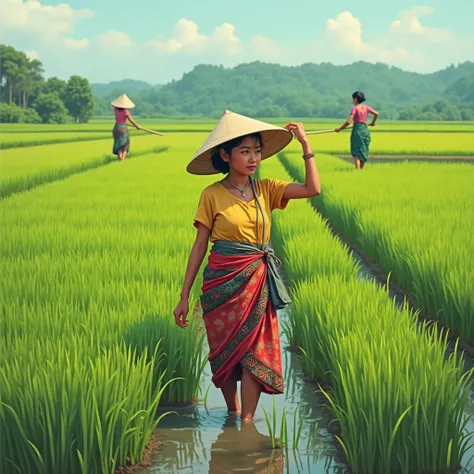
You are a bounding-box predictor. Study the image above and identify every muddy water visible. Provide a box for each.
[141,307,344,474]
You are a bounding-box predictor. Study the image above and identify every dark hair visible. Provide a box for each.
[211,132,263,174]
[352,91,366,104]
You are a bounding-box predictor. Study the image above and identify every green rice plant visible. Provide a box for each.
[203,384,212,411]
[261,397,306,450]
[0,132,175,198]
[0,146,168,198]
[0,341,174,474]
[262,396,281,449]
[261,156,472,473]
[301,131,474,156]
[0,139,216,473]
[1,120,474,134]
[280,151,474,343]
[0,132,111,149]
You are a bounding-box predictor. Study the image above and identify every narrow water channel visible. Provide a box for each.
[141,306,344,473]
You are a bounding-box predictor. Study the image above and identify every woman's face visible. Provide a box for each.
[224,135,262,176]
[352,97,358,105]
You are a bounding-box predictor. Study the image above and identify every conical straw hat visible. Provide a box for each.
[111,93,135,109]
[187,110,293,175]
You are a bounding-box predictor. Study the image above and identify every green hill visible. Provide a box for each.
[93,61,474,120]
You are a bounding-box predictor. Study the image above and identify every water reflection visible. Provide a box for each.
[209,416,284,473]
[142,306,340,473]
[145,356,341,473]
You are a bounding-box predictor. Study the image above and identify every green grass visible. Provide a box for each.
[261,156,472,474]
[281,151,474,343]
[0,142,215,473]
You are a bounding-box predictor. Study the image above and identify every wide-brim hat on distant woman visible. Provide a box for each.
[111,93,135,109]
[187,110,293,175]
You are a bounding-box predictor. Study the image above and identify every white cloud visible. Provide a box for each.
[250,36,285,61]
[25,49,40,60]
[147,19,207,53]
[146,19,242,55]
[0,3,472,83]
[0,0,92,47]
[97,30,133,48]
[390,6,452,43]
[325,11,412,63]
[212,23,242,55]
[63,38,89,50]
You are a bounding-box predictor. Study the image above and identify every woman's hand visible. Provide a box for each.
[173,297,189,329]
[335,127,341,133]
[285,122,308,145]
[368,122,375,127]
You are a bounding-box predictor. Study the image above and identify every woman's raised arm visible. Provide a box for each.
[282,122,321,199]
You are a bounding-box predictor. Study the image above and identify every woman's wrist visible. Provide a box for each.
[301,138,312,155]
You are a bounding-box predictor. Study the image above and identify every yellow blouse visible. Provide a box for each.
[193,179,290,244]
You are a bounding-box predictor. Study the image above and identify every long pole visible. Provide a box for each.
[306,128,336,135]
[137,126,165,136]
[305,127,352,135]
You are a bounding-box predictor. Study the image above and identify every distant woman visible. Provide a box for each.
[111,94,140,161]
[335,91,378,169]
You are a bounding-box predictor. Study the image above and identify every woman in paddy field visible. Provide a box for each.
[111,93,139,161]
[336,91,379,169]
[173,110,321,422]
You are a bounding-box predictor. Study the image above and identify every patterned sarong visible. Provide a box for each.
[350,122,371,162]
[200,240,290,394]
[112,124,130,155]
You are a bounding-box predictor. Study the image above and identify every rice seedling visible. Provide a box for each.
[203,384,212,412]
[280,151,474,343]
[260,156,472,474]
[1,141,215,473]
[261,397,306,450]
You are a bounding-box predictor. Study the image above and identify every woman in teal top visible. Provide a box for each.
[336,91,379,169]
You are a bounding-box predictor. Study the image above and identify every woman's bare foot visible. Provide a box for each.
[241,417,254,423]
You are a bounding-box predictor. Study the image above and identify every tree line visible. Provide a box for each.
[94,62,474,121]
[0,45,94,124]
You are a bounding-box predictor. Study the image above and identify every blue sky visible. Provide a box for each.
[1,0,473,84]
